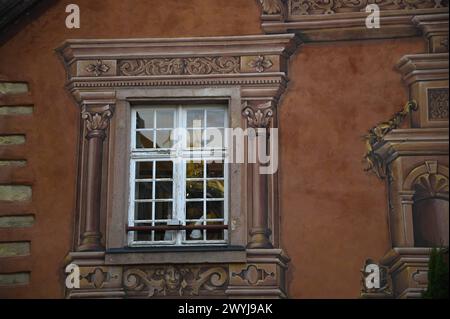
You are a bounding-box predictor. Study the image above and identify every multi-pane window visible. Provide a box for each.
[128,105,228,246]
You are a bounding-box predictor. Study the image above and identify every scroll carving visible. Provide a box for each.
[242,101,274,129]
[123,266,228,297]
[363,101,418,179]
[119,57,240,76]
[428,88,449,121]
[290,0,446,16]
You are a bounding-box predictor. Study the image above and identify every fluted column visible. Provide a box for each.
[242,101,275,249]
[78,103,114,252]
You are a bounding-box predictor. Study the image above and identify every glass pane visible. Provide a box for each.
[186,222,204,241]
[155,201,172,220]
[156,109,174,128]
[155,182,173,199]
[135,182,152,200]
[186,201,203,220]
[136,131,154,149]
[135,162,153,179]
[205,129,224,148]
[135,202,152,220]
[187,129,203,148]
[207,180,224,198]
[136,110,154,129]
[156,130,173,149]
[186,181,204,199]
[186,161,204,178]
[156,161,173,179]
[207,201,224,219]
[206,222,225,241]
[154,222,174,241]
[207,161,223,178]
[187,110,204,128]
[207,109,225,127]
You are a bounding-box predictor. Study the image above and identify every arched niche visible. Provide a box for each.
[403,161,449,248]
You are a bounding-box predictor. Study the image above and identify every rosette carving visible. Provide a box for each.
[81,106,114,139]
[290,0,445,15]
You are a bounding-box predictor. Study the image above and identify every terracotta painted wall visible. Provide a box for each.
[0,0,425,298]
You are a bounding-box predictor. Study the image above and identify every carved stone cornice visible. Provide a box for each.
[242,101,275,129]
[257,0,448,41]
[396,53,449,86]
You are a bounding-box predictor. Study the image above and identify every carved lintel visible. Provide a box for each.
[81,104,115,140]
[242,101,275,129]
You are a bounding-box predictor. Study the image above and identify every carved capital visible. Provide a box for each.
[242,101,275,129]
[81,104,114,139]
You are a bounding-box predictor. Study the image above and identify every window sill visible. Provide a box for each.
[105,245,247,265]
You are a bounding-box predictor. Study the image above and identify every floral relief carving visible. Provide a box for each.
[118,57,240,76]
[123,266,228,297]
[428,88,449,121]
[242,101,274,129]
[260,0,285,14]
[81,106,114,138]
[85,60,111,76]
[289,0,446,15]
[247,56,274,73]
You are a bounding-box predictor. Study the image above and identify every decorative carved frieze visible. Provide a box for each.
[123,265,228,297]
[119,57,240,76]
[363,101,418,179]
[428,87,449,120]
[242,101,275,129]
[290,0,444,16]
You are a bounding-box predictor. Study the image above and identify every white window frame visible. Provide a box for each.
[128,104,229,247]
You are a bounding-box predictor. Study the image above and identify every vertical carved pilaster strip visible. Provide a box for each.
[242,101,274,249]
[78,104,114,251]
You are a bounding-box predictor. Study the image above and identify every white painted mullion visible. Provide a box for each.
[128,159,136,245]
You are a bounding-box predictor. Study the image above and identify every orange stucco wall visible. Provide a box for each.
[0,0,425,298]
